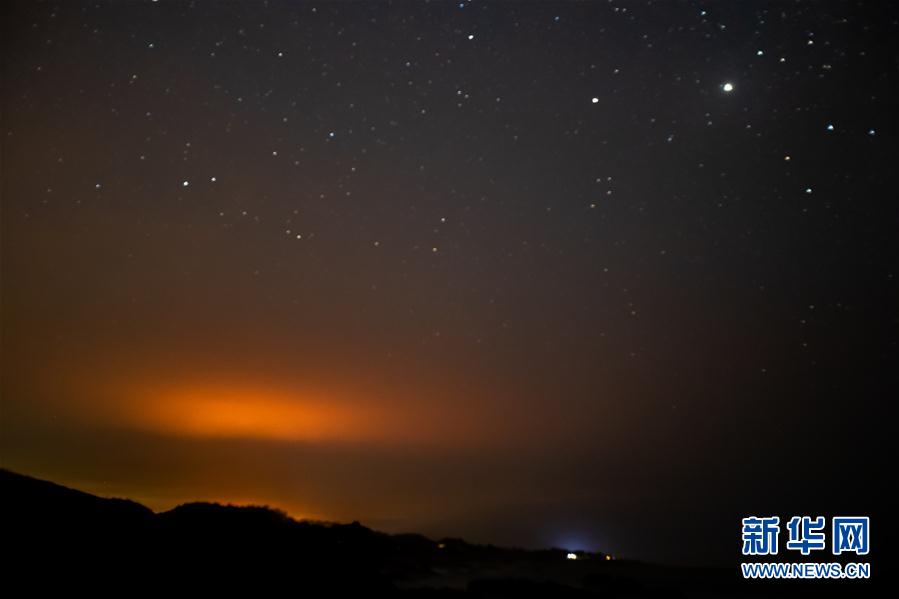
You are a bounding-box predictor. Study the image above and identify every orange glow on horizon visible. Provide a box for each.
[104,381,386,442]
[148,391,360,441]
[74,370,496,447]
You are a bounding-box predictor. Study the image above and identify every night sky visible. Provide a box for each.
[1,1,895,564]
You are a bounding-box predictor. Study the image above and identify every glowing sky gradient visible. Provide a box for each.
[2,1,893,564]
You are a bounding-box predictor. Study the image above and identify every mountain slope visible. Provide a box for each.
[1,469,873,597]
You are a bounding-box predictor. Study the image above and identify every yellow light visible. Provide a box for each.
[566,552,578,560]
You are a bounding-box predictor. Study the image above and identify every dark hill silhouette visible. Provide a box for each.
[0,469,876,597]
[2,467,153,524]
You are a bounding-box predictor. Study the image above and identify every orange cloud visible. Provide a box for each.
[86,377,394,443]
[71,367,497,448]
[138,386,367,441]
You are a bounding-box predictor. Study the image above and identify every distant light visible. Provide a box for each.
[756,50,764,56]
[182,180,189,187]
[210,176,217,182]
[805,187,813,194]
[591,97,599,104]
[604,554,612,561]
[566,552,578,560]
[722,82,734,92]
[826,124,834,132]
[467,34,475,40]
[868,128,876,136]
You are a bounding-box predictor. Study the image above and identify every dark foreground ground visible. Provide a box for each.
[0,469,880,597]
